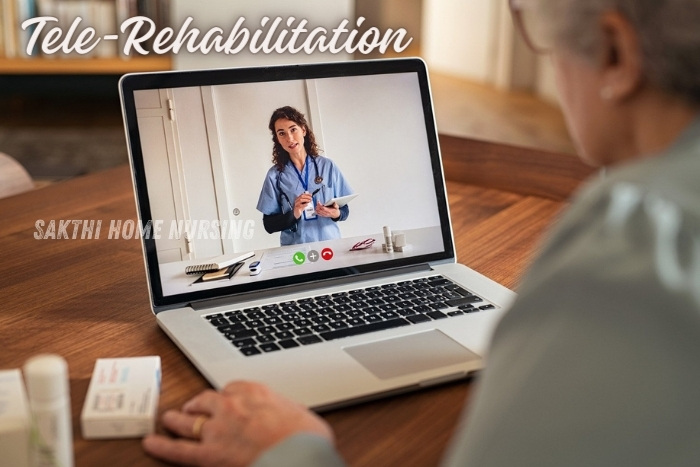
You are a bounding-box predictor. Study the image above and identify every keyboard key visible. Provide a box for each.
[208,318,229,327]
[428,277,450,286]
[447,310,464,316]
[365,314,383,323]
[279,339,299,349]
[231,338,257,348]
[258,326,276,335]
[328,321,349,330]
[346,317,366,326]
[263,317,284,325]
[298,335,323,345]
[446,296,483,307]
[320,318,410,340]
[298,298,314,303]
[479,304,496,311]
[379,311,399,319]
[240,346,261,356]
[275,331,294,340]
[311,324,331,332]
[276,322,294,331]
[257,335,276,344]
[247,320,264,328]
[217,323,246,333]
[293,327,313,336]
[426,311,448,320]
[260,343,281,352]
[225,329,258,340]
[406,314,431,324]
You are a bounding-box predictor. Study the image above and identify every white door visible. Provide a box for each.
[135,89,192,263]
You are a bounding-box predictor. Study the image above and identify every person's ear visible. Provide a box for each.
[598,10,643,102]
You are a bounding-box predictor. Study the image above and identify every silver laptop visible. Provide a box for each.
[119,58,515,410]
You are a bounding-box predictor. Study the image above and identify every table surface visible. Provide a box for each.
[0,137,581,466]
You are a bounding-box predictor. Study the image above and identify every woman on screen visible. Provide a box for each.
[256,106,353,246]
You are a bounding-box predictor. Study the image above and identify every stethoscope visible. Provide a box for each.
[276,155,323,231]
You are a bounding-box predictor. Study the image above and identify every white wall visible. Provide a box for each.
[422,0,501,82]
[312,73,441,236]
[209,72,441,250]
[171,0,354,70]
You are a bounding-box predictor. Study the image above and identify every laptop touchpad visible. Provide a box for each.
[343,330,480,380]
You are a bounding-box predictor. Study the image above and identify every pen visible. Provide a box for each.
[311,187,321,196]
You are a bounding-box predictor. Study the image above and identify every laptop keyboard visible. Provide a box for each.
[205,275,497,357]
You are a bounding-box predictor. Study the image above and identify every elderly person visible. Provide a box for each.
[143,0,700,465]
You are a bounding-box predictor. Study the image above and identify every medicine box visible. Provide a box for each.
[81,356,161,439]
[0,369,31,467]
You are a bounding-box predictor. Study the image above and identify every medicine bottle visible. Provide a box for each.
[23,354,74,467]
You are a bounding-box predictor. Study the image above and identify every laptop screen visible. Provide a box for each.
[120,59,454,308]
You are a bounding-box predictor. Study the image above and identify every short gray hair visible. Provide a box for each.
[539,0,700,104]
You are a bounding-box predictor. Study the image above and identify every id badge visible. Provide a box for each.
[303,202,317,220]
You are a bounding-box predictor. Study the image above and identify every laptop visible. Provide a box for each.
[119,58,515,410]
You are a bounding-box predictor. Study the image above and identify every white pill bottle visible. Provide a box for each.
[23,355,74,467]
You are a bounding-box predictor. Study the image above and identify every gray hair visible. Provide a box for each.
[539,0,700,104]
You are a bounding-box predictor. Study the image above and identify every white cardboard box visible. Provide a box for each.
[81,356,161,439]
[0,369,31,467]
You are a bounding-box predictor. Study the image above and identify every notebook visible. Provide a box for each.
[119,58,515,410]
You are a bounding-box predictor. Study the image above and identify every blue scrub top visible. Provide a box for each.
[256,155,353,245]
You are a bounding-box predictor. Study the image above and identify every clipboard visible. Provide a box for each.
[324,193,359,207]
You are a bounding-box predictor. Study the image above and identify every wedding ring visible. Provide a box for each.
[192,415,208,439]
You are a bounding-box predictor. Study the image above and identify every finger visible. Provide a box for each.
[182,389,223,415]
[143,433,204,466]
[160,410,207,439]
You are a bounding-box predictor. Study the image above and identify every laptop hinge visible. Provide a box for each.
[189,263,432,312]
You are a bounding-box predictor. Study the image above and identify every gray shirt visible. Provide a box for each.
[254,117,700,467]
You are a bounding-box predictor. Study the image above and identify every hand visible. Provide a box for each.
[316,202,340,219]
[142,381,334,467]
[293,193,312,219]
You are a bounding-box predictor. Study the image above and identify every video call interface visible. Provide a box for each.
[131,70,448,298]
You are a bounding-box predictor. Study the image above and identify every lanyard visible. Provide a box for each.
[291,155,310,191]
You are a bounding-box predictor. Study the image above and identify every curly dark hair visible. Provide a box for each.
[268,106,322,171]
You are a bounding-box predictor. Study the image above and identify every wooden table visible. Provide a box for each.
[0,136,592,466]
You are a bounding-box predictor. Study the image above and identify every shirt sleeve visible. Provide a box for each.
[251,433,346,467]
[257,168,282,215]
[326,158,351,222]
[442,181,700,467]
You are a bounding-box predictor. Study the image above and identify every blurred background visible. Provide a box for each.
[0,0,574,189]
